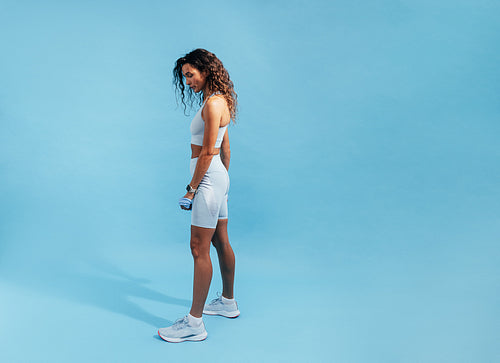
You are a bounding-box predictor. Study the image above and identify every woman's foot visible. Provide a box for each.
[158,315,207,343]
[203,296,240,318]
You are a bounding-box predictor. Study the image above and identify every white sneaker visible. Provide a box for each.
[158,316,207,343]
[203,296,240,318]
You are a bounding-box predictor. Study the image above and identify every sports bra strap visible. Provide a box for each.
[203,92,222,105]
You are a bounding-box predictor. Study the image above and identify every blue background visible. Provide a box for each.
[1,0,499,362]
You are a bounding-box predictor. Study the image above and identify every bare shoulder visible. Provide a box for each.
[202,95,229,124]
[204,95,227,112]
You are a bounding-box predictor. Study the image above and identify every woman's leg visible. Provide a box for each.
[211,219,235,299]
[189,225,216,318]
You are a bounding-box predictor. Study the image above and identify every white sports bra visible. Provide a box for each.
[190,94,228,148]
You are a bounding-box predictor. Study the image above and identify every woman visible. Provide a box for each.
[158,49,239,343]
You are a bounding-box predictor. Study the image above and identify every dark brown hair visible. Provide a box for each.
[173,48,238,121]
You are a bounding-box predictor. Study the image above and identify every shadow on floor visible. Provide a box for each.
[4,253,191,328]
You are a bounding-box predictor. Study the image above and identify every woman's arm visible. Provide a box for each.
[220,128,230,171]
[187,97,225,193]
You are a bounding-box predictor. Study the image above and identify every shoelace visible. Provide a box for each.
[172,316,189,330]
[209,296,223,305]
[208,292,224,305]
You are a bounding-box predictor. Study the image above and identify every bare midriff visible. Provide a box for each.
[191,144,220,159]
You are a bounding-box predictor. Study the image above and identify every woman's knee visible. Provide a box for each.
[190,238,207,258]
[190,228,213,258]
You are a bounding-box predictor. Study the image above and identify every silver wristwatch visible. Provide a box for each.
[186,184,197,194]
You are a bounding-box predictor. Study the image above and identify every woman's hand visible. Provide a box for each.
[179,192,195,210]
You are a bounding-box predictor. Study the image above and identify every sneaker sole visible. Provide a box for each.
[203,309,240,318]
[157,330,208,343]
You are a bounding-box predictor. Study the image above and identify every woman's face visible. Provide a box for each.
[182,63,207,93]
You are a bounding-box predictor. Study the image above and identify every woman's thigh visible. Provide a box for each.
[190,225,216,257]
[192,171,228,228]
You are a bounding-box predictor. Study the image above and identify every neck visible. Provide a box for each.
[202,88,212,101]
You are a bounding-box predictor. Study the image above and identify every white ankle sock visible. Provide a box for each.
[188,313,202,326]
[222,296,235,304]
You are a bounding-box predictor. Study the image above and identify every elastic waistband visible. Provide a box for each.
[190,153,222,171]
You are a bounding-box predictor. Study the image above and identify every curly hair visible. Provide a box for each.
[173,48,238,122]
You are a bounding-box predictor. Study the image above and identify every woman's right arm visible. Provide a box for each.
[220,128,230,171]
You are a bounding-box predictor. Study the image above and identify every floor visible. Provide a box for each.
[1,1,498,362]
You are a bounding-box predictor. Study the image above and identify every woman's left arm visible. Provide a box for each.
[183,98,224,199]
